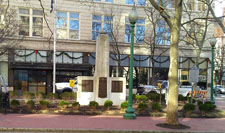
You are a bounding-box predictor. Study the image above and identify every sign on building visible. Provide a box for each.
[189,65,199,83]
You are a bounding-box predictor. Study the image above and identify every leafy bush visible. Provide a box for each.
[152,102,161,112]
[132,94,136,102]
[11,99,20,106]
[47,93,58,100]
[89,101,99,110]
[178,94,187,101]
[58,100,69,107]
[146,93,160,102]
[22,92,34,102]
[39,100,50,109]
[120,101,128,109]
[72,102,80,110]
[9,91,18,99]
[199,104,214,112]
[104,100,113,109]
[60,92,72,100]
[135,95,148,103]
[184,103,195,111]
[10,99,20,110]
[36,92,45,100]
[138,102,147,111]
[26,100,35,110]
[71,92,77,100]
[72,102,80,107]
[187,97,196,103]
[205,101,213,105]
[197,100,203,106]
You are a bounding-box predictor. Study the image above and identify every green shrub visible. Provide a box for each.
[197,100,203,106]
[71,92,77,100]
[178,94,186,101]
[199,101,216,112]
[11,99,20,106]
[72,102,80,107]
[89,101,99,110]
[132,94,136,102]
[47,93,59,100]
[58,100,69,107]
[120,101,128,109]
[146,93,160,102]
[26,100,35,109]
[135,95,148,103]
[104,100,113,109]
[10,99,20,110]
[39,100,50,109]
[184,103,195,111]
[152,102,161,112]
[205,101,212,105]
[27,100,35,106]
[36,92,45,100]
[72,102,80,110]
[60,92,72,100]
[138,102,147,111]
[22,92,34,101]
[187,97,196,103]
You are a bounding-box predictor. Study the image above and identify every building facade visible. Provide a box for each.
[0,0,213,95]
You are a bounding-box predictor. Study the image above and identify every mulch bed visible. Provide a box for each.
[156,123,190,129]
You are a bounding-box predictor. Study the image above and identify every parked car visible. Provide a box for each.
[55,80,78,94]
[137,80,201,97]
[214,85,225,94]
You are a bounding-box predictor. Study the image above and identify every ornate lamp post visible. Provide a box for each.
[210,37,216,104]
[123,3,138,120]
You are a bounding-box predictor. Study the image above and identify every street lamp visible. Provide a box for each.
[210,37,216,104]
[123,3,138,120]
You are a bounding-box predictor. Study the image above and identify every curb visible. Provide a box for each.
[0,128,224,133]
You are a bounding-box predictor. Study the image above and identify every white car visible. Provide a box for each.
[55,80,78,94]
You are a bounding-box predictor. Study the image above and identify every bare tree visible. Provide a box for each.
[0,0,22,56]
[148,0,183,125]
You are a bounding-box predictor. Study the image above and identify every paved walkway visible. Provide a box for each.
[0,95,224,132]
[0,114,225,132]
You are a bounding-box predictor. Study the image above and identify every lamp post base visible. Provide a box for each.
[123,107,136,119]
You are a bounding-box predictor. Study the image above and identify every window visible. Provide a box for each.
[126,0,134,4]
[156,20,170,45]
[126,0,145,5]
[19,8,43,37]
[136,19,145,43]
[167,0,176,8]
[125,18,145,43]
[57,12,79,39]
[93,0,113,2]
[92,15,113,41]
[14,50,47,62]
[56,52,83,64]
[187,0,195,10]
[198,1,205,11]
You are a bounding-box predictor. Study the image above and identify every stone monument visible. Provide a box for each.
[77,32,126,105]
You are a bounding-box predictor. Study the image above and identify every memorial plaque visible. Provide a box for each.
[99,77,107,98]
[82,80,93,92]
[111,81,123,92]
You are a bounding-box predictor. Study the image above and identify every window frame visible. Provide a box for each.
[18,8,44,37]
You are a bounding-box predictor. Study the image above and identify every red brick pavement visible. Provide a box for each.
[0,114,225,132]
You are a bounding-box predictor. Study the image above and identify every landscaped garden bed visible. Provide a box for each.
[3,91,225,118]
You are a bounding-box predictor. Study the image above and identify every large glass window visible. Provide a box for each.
[57,12,79,39]
[125,18,145,43]
[156,20,170,45]
[187,0,195,10]
[14,50,47,63]
[19,8,43,37]
[92,15,113,41]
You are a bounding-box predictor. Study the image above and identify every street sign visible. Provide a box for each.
[189,65,199,83]
[69,80,75,88]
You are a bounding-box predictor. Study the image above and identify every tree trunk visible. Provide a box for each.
[166,28,179,125]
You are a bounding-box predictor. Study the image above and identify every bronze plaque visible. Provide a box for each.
[98,77,107,98]
[82,80,93,92]
[111,81,123,93]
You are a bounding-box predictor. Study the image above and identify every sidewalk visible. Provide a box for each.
[0,114,225,132]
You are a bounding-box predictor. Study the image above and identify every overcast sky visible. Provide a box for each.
[215,0,225,17]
